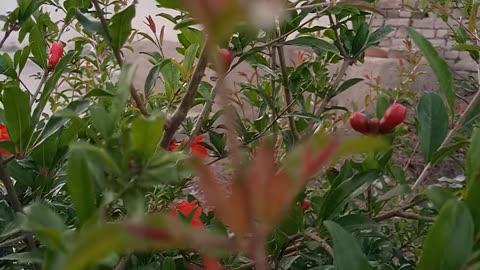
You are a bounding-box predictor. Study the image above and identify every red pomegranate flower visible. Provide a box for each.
[48,41,64,69]
[189,135,207,159]
[170,200,204,228]
[219,48,234,72]
[0,123,10,157]
[169,135,208,159]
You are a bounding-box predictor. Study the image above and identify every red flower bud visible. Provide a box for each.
[48,41,64,69]
[300,200,310,210]
[368,118,380,134]
[349,112,369,134]
[379,103,407,133]
[219,48,233,72]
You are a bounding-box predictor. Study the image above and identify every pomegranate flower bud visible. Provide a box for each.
[349,112,369,134]
[300,200,310,210]
[219,48,234,72]
[48,41,64,69]
[379,103,407,133]
[367,118,380,134]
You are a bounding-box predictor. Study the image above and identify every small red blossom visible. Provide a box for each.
[0,123,10,157]
[168,139,180,152]
[169,135,208,158]
[47,41,64,69]
[170,200,204,228]
[300,200,310,210]
[204,256,223,270]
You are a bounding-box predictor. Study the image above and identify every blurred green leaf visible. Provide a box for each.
[417,92,449,162]
[431,140,468,165]
[29,25,47,68]
[406,27,454,115]
[318,171,380,220]
[427,186,456,211]
[33,99,90,149]
[90,104,114,138]
[324,221,373,270]
[131,112,165,159]
[336,78,363,96]
[366,25,395,47]
[465,128,480,233]
[418,199,474,270]
[0,53,17,78]
[22,203,66,250]
[182,43,199,79]
[18,0,46,23]
[32,51,76,125]
[375,94,390,119]
[144,63,162,98]
[3,85,32,152]
[284,36,340,55]
[75,9,103,34]
[110,64,136,123]
[108,4,135,50]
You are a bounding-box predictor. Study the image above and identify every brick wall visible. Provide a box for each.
[372,0,477,79]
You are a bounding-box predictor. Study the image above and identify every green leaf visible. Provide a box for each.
[110,64,136,122]
[32,51,76,125]
[90,104,114,138]
[144,63,162,98]
[84,88,115,98]
[431,140,468,165]
[337,0,384,15]
[406,27,454,115]
[375,94,390,118]
[32,99,90,149]
[454,44,480,52]
[418,199,474,270]
[29,25,47,68]
[75,9,103,34]
[283,36,340,55]
[131,112,165,159]
[18,0,46,23]
[318,171,380,220]
[0,53,17,78]
[182,43,199,79]
[336,78,363,96]
[21,203,66,250]
[366,25,395,47]
[427,186,456,211]
[324,221,373,270]
[417,92,449,162]
[108,4,135,50]
[155,0,183,9]
[465,128,480,233]
[352,22,369,55]
[3,85,32,152]
[67,141,122,226]
[377,184,411,202]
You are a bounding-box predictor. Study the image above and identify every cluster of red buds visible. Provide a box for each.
[349,104,407,135]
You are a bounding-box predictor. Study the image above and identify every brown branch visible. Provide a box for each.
[184,78,223,153]
[0,155,37,258]
[373,198,427,222]
[276,44,300,142]
[0,26,16,50]
[112,255,130,270]
[305,232,334,257]
[160,41,209,148]
[90,0,149,116]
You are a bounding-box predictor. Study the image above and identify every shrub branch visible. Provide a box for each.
[160,41,209,149]
[91,0,149,116]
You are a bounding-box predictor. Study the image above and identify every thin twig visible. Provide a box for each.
[160,40,209,149]
[30,70,49,106]
[396,211,435,222]
[304,232,334,257]
[0,26,16,50]
[283,1,336,12]
[0,155,37,256]
[112,255,130,270]
[184,78,224,153]
[373,198,427,222]
[90,0,149,116]
[276,43,300,142]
